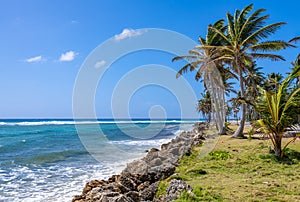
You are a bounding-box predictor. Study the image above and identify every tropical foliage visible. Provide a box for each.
[174,3,300,158]
[173,20,228,134]
[202,4,293,137]
[174,4,293,138]
[255,65,300,157]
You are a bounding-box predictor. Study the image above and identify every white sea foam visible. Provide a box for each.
[0,163,123,202]
[111,138,173,147]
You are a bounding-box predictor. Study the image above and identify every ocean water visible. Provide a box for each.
[0,119,196,202]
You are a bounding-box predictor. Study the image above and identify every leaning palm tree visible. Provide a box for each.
[173,20,228,135]
[204,4,293,137]
[256,65,300,157]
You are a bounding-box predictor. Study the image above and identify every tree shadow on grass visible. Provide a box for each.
[260,148,300,165]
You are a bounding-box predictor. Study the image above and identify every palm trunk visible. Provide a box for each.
[208,72,226,135]
[274,135,282,157]
[232,66,245,138]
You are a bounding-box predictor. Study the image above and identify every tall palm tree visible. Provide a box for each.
[256,65,300,157]
[173,20,228,135]
[202,4,293,137]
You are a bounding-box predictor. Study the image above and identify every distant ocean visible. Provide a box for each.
[0,119,197,202]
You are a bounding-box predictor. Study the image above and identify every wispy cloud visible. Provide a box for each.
[25,55,43,63]
[94,60,106,68]
[71,20,79,24]
[59,51,77,62]
[114,28,144,41]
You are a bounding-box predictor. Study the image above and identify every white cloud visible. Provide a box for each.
[25,55,43,63]
[71,20,79,24]
[94,60,106,68]
[59,51,77,61]
[114,28,144,41]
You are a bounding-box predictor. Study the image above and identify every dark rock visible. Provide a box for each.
[108,175,120,183]
[161,142,170,150]
[149,148,159,152]
[118,173,138,191]
[114,195,135,202]
[137,181,151,191]
[139,181,159,201]
[125,191,140,202]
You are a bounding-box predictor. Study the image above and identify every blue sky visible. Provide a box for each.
[0,0,299,118]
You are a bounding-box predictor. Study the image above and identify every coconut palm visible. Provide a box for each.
[173,20,228,134]
[256,65,300,157]
[197,91,212,122]
[173,19,226,81]
[203,4,293,137]
[289,36,300,84]
[264,72,284,93]
[245,64,265,121]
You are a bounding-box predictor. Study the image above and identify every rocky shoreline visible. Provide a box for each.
[72,124,205,202]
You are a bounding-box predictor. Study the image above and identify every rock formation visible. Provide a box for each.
[72,130,204,202]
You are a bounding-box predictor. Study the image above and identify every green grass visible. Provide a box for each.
[157,133,300,202]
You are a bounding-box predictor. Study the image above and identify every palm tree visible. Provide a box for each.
[289,36,300,84]
[231,97,241,125]
[264,72,284,93]
[244,64,265,121]
[203,4,293,137]
[173,20,228,135]
[173,20,226,81]
[197,91,212,122]
[256,65,300,157]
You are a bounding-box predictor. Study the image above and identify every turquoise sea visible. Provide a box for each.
[0,119,196,202]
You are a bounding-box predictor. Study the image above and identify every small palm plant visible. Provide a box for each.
[256,65,300,157]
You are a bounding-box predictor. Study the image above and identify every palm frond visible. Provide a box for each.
[249,40,294,52]
[289,36,300,43]
[238,4,253,20]
[208,26,232,45]
[250,53,285,61]
[242,22,286,46]
[207,19,226,45]
[172,55,199,62]
[176,63,192,78]
[226,13,236,42]
[237,9,267,40]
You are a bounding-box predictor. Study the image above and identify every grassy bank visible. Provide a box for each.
[157,126,300,201]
